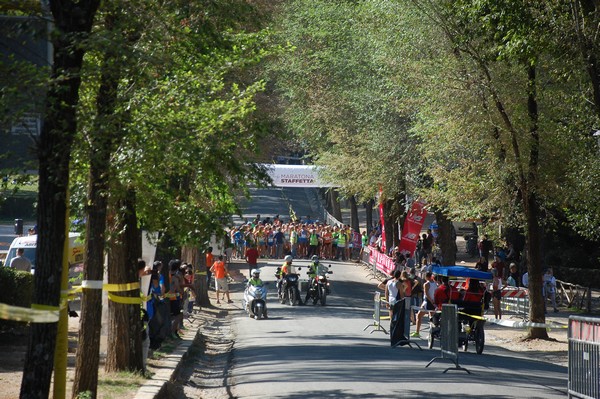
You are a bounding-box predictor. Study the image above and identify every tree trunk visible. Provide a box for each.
[105,189,143,372]
[349,195,359,231]
[21,2,100,398]
[72,7,127,393]
[181,245,210,307]
[330,189,343,224]
[435,210,457,266]
[524,64,548,339]
[383,199,395,252]
[365,199,374,235]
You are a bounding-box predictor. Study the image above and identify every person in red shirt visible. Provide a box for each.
[245,244,259,279]
[433,276,456,310]
[210,255,232,304]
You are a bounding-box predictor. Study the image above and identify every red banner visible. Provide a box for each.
[398,200,427,257]
[378,186,386,254]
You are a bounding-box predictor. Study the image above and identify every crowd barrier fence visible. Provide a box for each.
[568,315,600,399]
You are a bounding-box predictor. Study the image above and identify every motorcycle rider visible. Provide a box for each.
[305,255,320,303]
[277,255,296,297]
[247,268,268,318]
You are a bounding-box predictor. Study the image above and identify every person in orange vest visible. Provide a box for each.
[210,255,233,304]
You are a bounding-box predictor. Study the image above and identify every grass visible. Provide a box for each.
[96,370,148,399]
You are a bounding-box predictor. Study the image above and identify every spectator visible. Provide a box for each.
[478,235,493,261]
[474,256,489,272]
[205,247,214,289]
[413,272,438,338]
[10,248,32,272]
[245,244,259,278]
[522,271,529,288]
[491,268,505,319]
[491,254,507,279]
[507,263,520,287]
[543,268,559,313]
[168,259,184,339]
[210,255,233,304]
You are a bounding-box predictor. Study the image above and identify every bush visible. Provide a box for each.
[0,267,34,330]
[0,267,33,307]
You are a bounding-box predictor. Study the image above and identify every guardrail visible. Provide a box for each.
[568,316,600,399]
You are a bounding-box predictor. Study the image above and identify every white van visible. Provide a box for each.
[6,232,84,275]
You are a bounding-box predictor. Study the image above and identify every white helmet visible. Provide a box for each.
[251,268,260,277]
[311,255,319,262]
[284,255,293,263]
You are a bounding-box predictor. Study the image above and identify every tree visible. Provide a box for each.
[20,1,100,398]
[405,0,600,338]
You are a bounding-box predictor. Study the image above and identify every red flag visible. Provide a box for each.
[378,186,386,254]
[398,200,427,257]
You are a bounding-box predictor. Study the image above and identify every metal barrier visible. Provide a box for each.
[488,287,530,320]
[501,291,529,320]
[363,247,379,280]
[568,316,600,398]
[363,291,388,335]
[426,304,470,373]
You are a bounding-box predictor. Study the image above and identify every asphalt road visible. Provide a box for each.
[234,187,320,225]
[227,258,567,399]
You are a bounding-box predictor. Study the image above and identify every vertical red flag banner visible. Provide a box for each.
[398,200,427,257]
[378,185,386,254]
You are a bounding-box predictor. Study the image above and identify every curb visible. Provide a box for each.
[133,321,201,399]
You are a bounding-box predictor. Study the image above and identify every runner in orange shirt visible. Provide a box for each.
[209,255,233,304]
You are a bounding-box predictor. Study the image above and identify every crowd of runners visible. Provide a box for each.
[227,214,372,262]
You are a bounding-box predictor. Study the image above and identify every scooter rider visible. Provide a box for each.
[305,255,319,303]
[248,268,268,318]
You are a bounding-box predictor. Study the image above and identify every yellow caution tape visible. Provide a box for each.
[103,282,140,292]
[107,292,142,305]
[0,303,60,323]
[79,281,140,292]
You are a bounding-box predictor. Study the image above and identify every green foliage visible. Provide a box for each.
[0,267,33,330]
[270,1,418,204]
[0,267,33,307]
[69,0,277,247]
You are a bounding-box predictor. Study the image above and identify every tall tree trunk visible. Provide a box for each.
[383,199,395,252]
[330,189,343,224]
[435,210,457,265]
[72,7,125,394]
[524,64,548,340]
[181,245,210,307]
[105,188,143,372]
[571,0,600,118]
[21,2,100,398]
[349,195,359,231]
[365,199,374,235]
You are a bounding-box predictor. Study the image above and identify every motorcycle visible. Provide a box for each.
[276,266,302,306]
[306,265,333,306]
[242,283,268,320]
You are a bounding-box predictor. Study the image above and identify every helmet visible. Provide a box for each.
[251,268,260,277]
[284,255,293,263]
[311,255,319,262]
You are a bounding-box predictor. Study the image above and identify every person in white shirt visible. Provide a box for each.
[543,268,558,313]
[521,271,529,288]
[10,248,32,272]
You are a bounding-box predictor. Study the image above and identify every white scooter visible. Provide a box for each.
[243,282,268,320]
